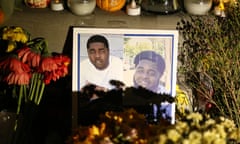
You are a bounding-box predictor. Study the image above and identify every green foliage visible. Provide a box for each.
[124,38,165,63]
[176,2,240,128]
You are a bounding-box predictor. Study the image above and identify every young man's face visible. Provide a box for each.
[87,42,109,70]
[134,59,161,92]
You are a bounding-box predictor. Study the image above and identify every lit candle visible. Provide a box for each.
[51,0,64,11]
[214,0,226,17]
[126,0,141,16]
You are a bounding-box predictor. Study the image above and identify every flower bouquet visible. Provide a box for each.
[67,108,240,144]
[0,26,70,128]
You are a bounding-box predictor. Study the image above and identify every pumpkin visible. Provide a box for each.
[25,0,51,8]
[96,0,126,12]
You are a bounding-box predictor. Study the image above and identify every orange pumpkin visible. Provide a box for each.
[96,0,126,12]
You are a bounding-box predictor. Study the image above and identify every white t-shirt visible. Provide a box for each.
[80,55,123,90]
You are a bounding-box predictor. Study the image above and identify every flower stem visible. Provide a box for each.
[34,74,42,104]
[29,73,37,101]
[14,86,22,131]
[16,85,23,115]
[37,82,45,105]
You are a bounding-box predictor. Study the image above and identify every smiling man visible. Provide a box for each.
[133,50,166,93]
[132,50,171,122]
[80,34,123,90]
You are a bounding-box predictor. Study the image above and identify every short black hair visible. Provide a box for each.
[134,50,165,74]
[87,35,109,49]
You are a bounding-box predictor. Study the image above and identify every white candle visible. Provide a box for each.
[51,0,64,11]
[184,0,212,15]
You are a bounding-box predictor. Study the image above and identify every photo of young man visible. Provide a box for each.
[80,34,123,91]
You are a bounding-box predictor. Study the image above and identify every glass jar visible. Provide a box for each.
[141,0,180,14]
[184,0,212,15]
[68,0,96,16]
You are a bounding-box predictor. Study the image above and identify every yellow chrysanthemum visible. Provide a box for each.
[158,134,167,144]
[203,119,216,129]
[220,117,236,131]
[186,112,203,122]
[175,121,189,134]
[188,131,202,144]
[182,139,190,144]
[215,124,227,138]
[6,41,16,52]
[213,138,226,144]
[2,26,29,43]
[167,129,181,142]
[203,130,217,144]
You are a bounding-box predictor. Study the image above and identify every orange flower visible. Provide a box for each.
[42,55,70,84]
[53,55,70,76]
[0,57,31,74]
[4,71,31,85]
[43,71,59,84]
[39,57,58,72]
[18,47,41,68]
[0,57,31,85]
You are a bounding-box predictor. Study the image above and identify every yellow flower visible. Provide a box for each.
[167,129,181,142]
[6,41,16,52]
[203,119,216,129]
[158,134,167,144]
[213,138,226,144]
[203,130,218,144]
[182,139,190,144]
[215,124,227,138]
[188,131,202,144]
[228,128,240,140]
[175,85,192,115]
[220,117,236,131]
[175,121,189,134]
[186,112,203,127]
[89,125,100,136]
[1,26,30,53]
[2,26,29,43]
[186,112,203,120]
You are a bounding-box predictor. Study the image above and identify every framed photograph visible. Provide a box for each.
[72,27,178,127]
